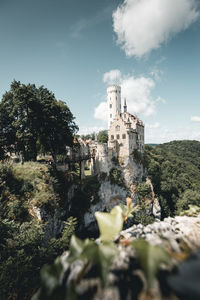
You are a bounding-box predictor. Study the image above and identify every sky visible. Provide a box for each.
[0,0,200,143]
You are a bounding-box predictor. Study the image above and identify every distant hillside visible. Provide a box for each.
[145,140,200,218]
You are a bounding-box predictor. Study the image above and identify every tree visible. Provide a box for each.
[0,80,78,162]
[81,132,95,140]
[97,130,108,143]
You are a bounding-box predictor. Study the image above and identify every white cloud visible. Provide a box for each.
[121,75,156,117]
[191,116,200,122]
[146,122,160,129]
[78,126,106,135]
[145,125,200,144]
[113,0,199,57]
[94,70,165,122]
[94,101,108,122]
[103,69,121,84]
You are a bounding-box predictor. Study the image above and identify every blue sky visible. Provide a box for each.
[0,0,200,143]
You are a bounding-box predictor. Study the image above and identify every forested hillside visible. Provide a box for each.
[145,140,200,218]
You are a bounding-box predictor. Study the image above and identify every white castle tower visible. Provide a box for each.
[107,85,121,128]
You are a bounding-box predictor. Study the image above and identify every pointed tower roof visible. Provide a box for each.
[124,98,127,112]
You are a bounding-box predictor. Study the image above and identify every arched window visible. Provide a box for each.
[122,134,126,139]
[116,134,120,139]
[111,135,114,140]
[116,125,120,131]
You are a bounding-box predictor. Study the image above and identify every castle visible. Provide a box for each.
[107,85,144,157]
[72,85,145,177]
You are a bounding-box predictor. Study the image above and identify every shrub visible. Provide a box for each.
[109,168,125,187]
[136,182,152,201]
[134,211,154,226]
[176,189,200,215]
[97,130,108,143]
[8,200,28,221]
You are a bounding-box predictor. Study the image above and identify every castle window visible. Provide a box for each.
[111,135,114,140]
[110,114,112,118]
[116,125,120,131]
[122,134,126,139]
[116,134,120,139]
[110,104,112,108]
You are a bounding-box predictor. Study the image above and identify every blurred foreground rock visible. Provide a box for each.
[56,214,200,300]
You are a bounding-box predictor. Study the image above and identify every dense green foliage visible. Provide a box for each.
[0,162,77,300]
[136,182,152,202]
[145,140,200,218]
[109,167,125,187]
[80,132,95,140]
[97,130,108,143]
[0,80,78,162]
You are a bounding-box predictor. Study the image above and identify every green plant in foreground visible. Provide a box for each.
[33,204,171,299]
[132,239,170,289]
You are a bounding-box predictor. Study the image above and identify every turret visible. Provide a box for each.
[107,85,121,128]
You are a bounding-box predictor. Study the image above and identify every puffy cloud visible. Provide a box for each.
[191,116,200,122]
[94,101,108,122]
[103,69,121,84]
[94,70,164,122]
[113,0,199,57]
[121,75,156,116]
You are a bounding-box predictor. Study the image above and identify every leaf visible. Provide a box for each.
[81,241,119,287]
[37,258,66,299]
[67,235,90,263]
[67,236,119,287]
[95,206,124,241]
[132,239,170,289]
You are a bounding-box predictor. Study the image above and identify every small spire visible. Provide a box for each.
[124,98,127,112]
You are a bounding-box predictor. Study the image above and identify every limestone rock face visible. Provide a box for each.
[121,156,145,187]
[82,151,160,232]
[83,182,127,232]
